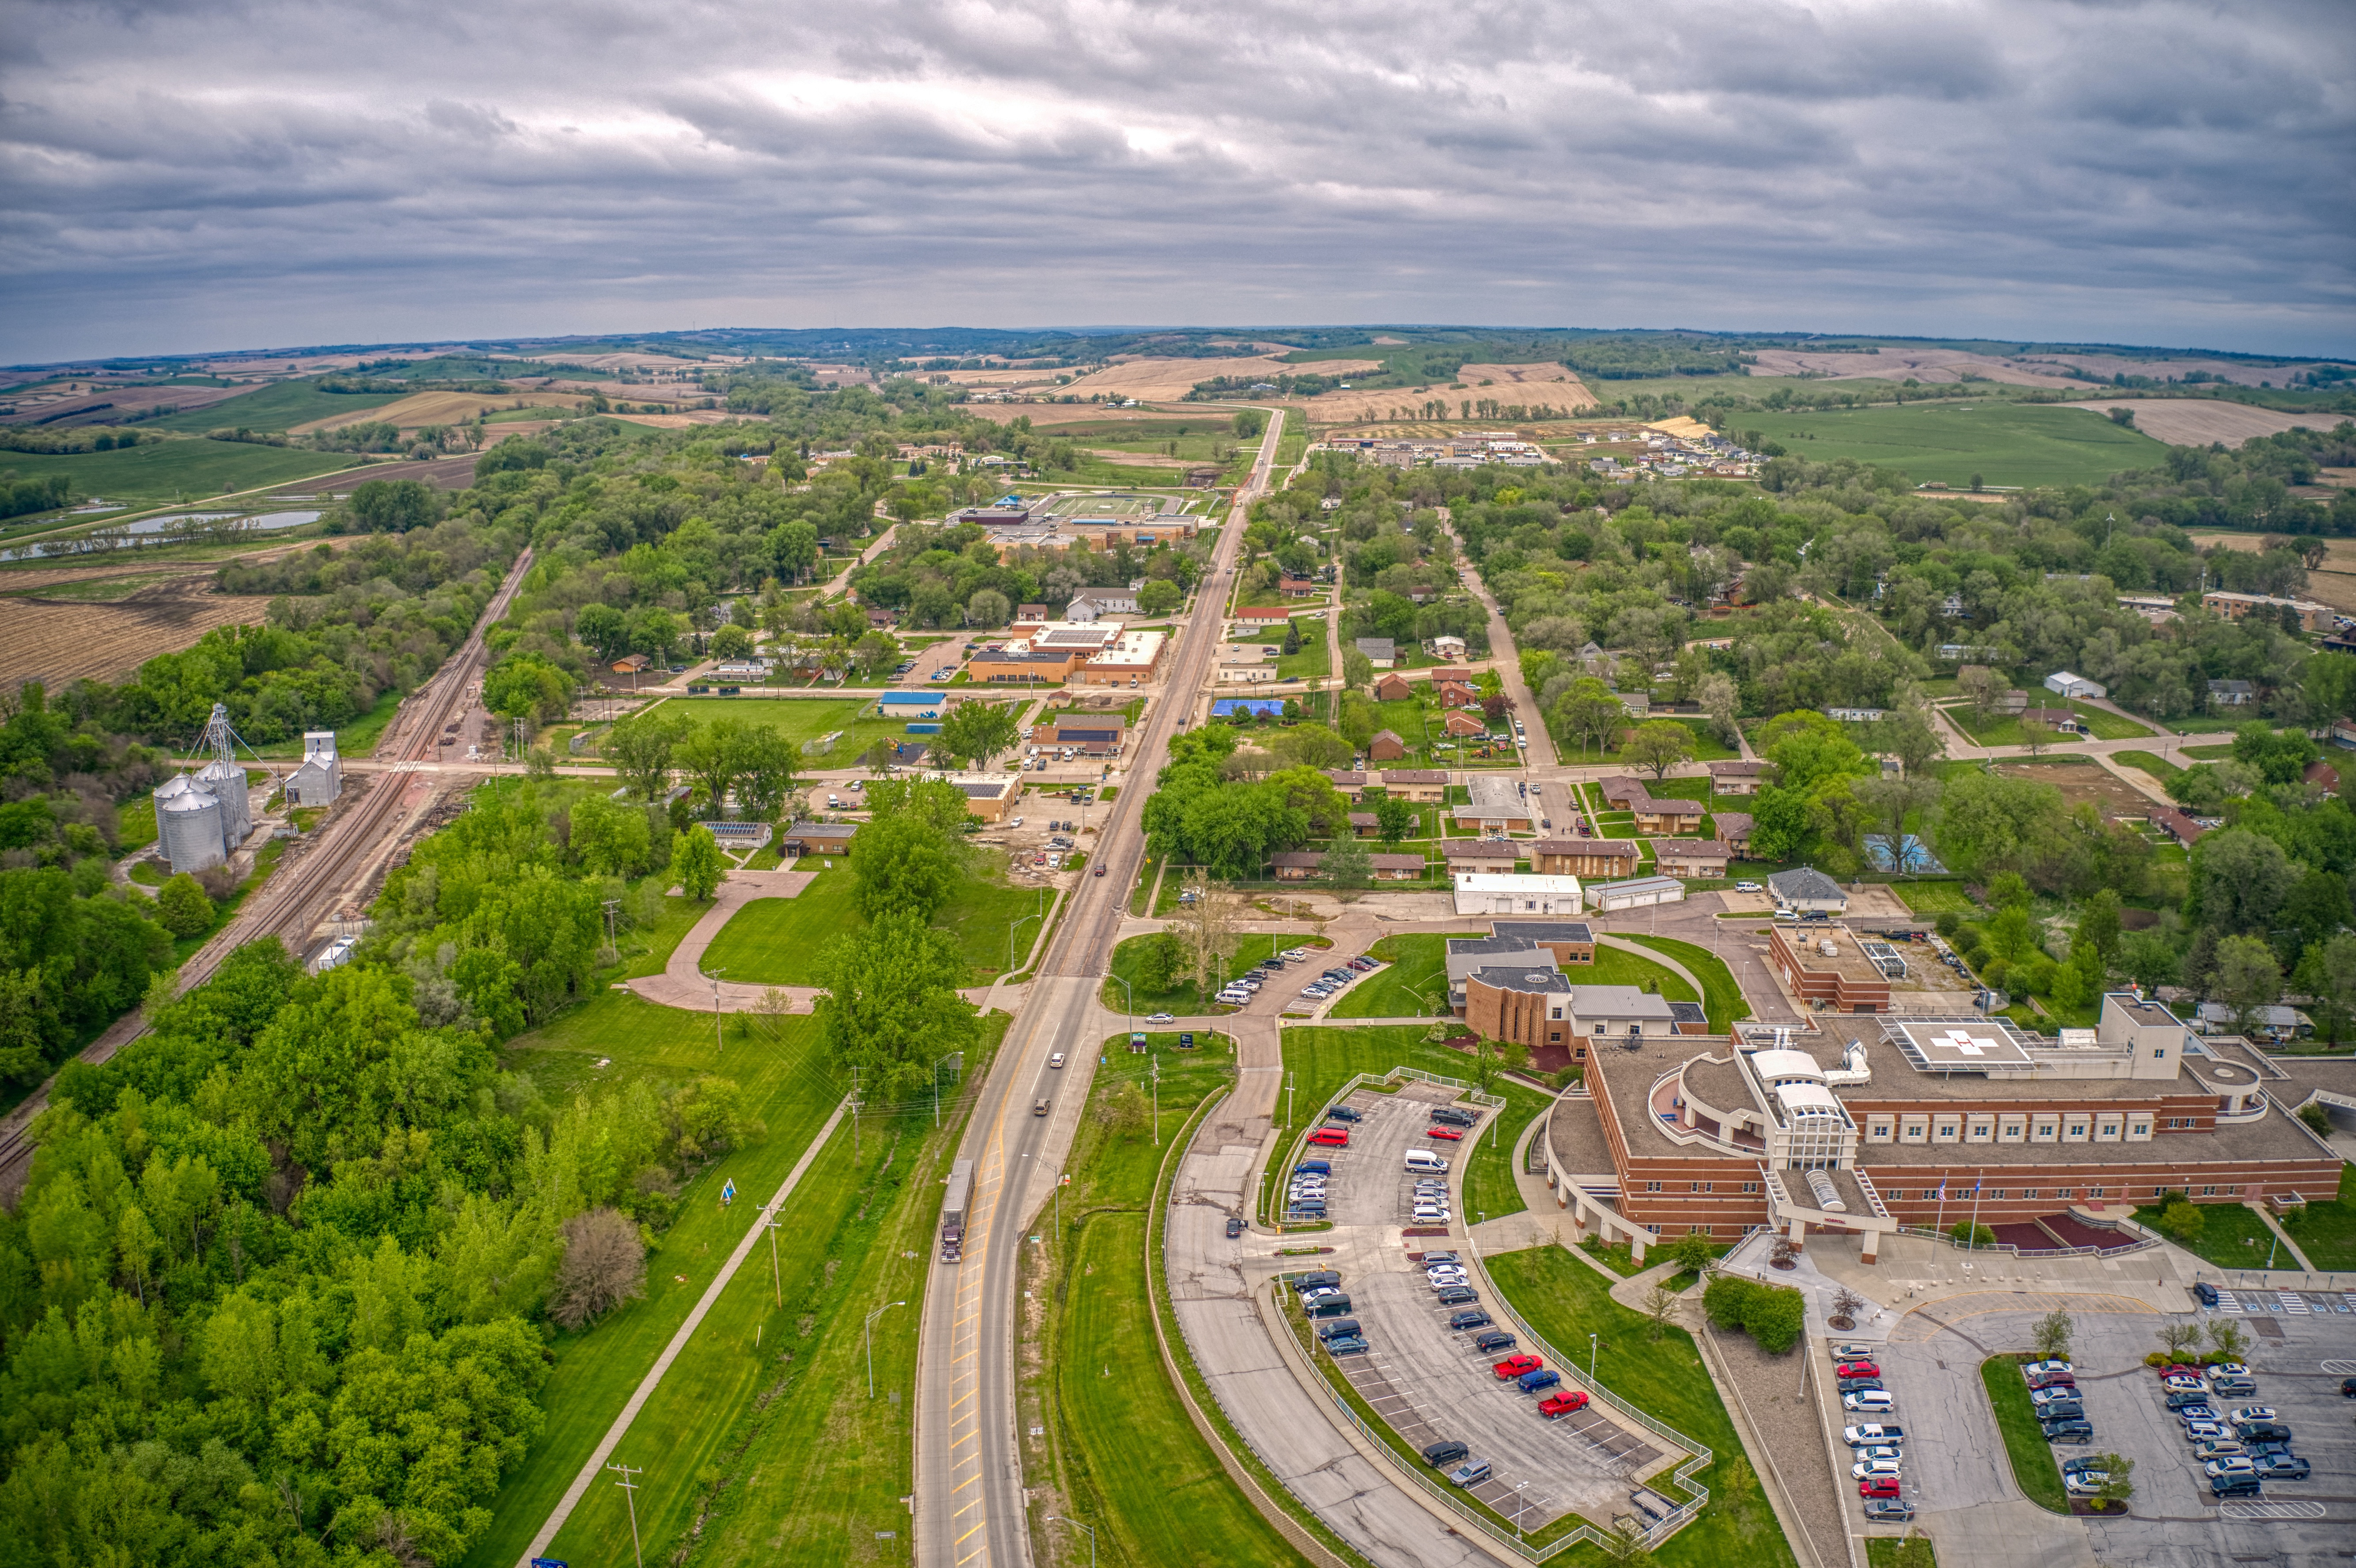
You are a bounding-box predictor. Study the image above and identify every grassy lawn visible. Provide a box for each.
[1866,1538,1939,1567]
[1278,1023,1555,1221]
[1329,930,1482,1018]
[246,686,404,759]
[1100,930,1318,1014]
[1893,881,1980,917]
[655,695,945,757]
[2112,750,2183,783]
[699,863,1050,982]
[1020,1036,1315,1567]
[1616,718,1740,764]
[1276,637,1330,682]
[1739,402,2171,490]
[2131,1196,2282,1270]
[2181,742,2235,759]
[1331,936,1695,1021]
[2292,1163,2356,1271]
[0,438,366,506]
[1946,700,2151,747]
[1572,1238,1660,1278]
[464,1003,859,1567]
[1620,935,1752,1033]
[1977,1358,2069,1513]
[1485,1247,1798,1568]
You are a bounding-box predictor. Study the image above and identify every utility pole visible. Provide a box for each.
[766,1203,784,1308]
[850,1068,863,1162]
[865,1300,905,1398]
[601,896,621,956]
[709,967,727,1064]
[608,1462,645,1568]
[1151,1057,1160,1148]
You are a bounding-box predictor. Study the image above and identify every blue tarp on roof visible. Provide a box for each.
[1863,834,1947,873]
[1211,698,1287,718]
[879,691,948,705]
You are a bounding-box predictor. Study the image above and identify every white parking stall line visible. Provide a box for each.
[2222,1500,2326,1520]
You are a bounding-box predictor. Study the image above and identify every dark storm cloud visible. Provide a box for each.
[0,0,2349,361]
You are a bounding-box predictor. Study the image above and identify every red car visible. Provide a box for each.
[2156,1364,2202,1380]
[1538,1390,1590,1419]
[1427,1126,1464,1141]
[1858,1477,1901,1500]
[1093,865,1106,877]
[1836,1361,1880,1380]
[1307,1127,1350,1148]
[1493,1354,1544,1380]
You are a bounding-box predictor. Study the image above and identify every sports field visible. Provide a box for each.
[0,438,364,505]
[1740,402,2171,488]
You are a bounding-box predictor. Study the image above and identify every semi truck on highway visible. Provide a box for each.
[940,1157,974,1262]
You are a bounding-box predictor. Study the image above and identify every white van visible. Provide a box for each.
[1405,1150,1450,1175]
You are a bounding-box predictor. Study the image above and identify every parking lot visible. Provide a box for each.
[1307,1082,1670,1531]
[1860,1299,2356,1566]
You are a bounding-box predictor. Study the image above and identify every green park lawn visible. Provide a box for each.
[1020,1035,1317,1568]
[652,695,943,759]
[2294,1164,2356,1271]
[698,862,1050,982]
[1945,700,2151,746]
[1894,882,1980,917]
[0,437,366,507]
[465,1000,859,1567]
[1331,935,1697,1021]
[1616,718,1741,764]
[1484,1247,1797,1568]
[1276,1023,1555,1221]
[1738,401,2171,490]
[2113,750,2183,783]
[2180,743,2235,759]
[1977,1359,2069,1513]
[2131,1195,2280,1270]
[1620,934,1752,1033]
[1276,636,1330,682]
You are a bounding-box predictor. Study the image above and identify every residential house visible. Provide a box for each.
[864,608,898,630]
[1231,606,1294,629]
[1443,710,1487,737]
[1713,811,1754,857]
[1441,839,1522,874]
[2193,1002,2315,1043]
[1596,776,1646,809]
[1279,577,1323,598]
[1630,794,1705,835]
[610,653,651,675]
[1650,839,1728,879]
[1766,866,1848,913]
[1347,812,1380,837]
[1532,839,1642,878]
[1367,729,1409,762]
[1381,769,1450,803]
[1272,851,1324,881]
[1064,587,1140,621]
[1436,678,1479,710]
[1429,635,1468,661]
[1707,759,1768,794]
[1618,691,1652,717]
[1372,672,1414,702]
[2207,679,2255,707]
[1273,850,1426,881]
[1015,603,1050,621]
[2152,808,2209,848]
[1367,854,1427,881]
[1355,637,1398,669]
[1325,769,1368,800]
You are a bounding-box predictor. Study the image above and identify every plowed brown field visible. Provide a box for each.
[289,389,589,435]
[2055,400,2348,447]
[1057,355,1382,401]
[0,578,274,685]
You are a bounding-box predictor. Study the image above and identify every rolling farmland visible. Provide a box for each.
[1739,401,2171,487]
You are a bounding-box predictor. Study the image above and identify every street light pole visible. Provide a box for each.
[766,1204,784,1307]
[931,1050,962,1128]
[708,967,727,1064]
[1046,1515,1097,1568]
[865,1300,905,1399]
[1589,1332,1598,1385]
[1111,974,1135,1039]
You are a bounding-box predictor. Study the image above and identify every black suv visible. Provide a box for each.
[1473,1330,1517,1353]
[1422,1440,1469,1468]
[1325,1105,1363,1122]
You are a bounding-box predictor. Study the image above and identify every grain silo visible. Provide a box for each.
[196,756,253,846]
[154,775,227,873]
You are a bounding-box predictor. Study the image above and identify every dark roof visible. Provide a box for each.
[955,779,1014,798]
[1489,920,1594,944]
[1443,839,1521,859]
[1368,854,1426,870]
[785,821,857,839]
[1326,770,1367,785]
[1382,769,1448,784]
[1707,759,1768,775]
[1348,812,1378,827]
[1533,838,1640,858]
[1668,1001,1709,1024]
[1634,794,1703,816]
[1272,851,1324,869]
[1466,965,1574,997]
[1650,838,1724,859]
[973,649,1076,665]
[1767,866,1846,902]
[1714,811,1754,835]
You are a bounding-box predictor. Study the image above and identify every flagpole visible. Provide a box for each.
[1934,1171,1948,1243]
[1967,1169,1984,1252]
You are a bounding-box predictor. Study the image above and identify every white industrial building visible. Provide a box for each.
[284,731,340,807]
[2044,670,2105,700]
[1589,874,1687,912]
[1452,873,1585,916]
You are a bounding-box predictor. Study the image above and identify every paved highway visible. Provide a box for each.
[914,412,1284,1568]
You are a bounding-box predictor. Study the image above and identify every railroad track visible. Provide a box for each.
[0,547,535,1198]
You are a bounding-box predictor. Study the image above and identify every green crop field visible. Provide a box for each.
[0,438,365,506]
[1485,1247,1797,1568]
[1276,1023,1555,1220]
[1020,1034,1315,1568]
[137,378,408,433]
[699,861,1050,982]
[1739,402,2171,489]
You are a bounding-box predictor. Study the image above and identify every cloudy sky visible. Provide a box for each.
[3,0,2351,363]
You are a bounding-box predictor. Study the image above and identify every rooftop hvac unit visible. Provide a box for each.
[1819,938,1839,957]
[1805,1169,1846,1212]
